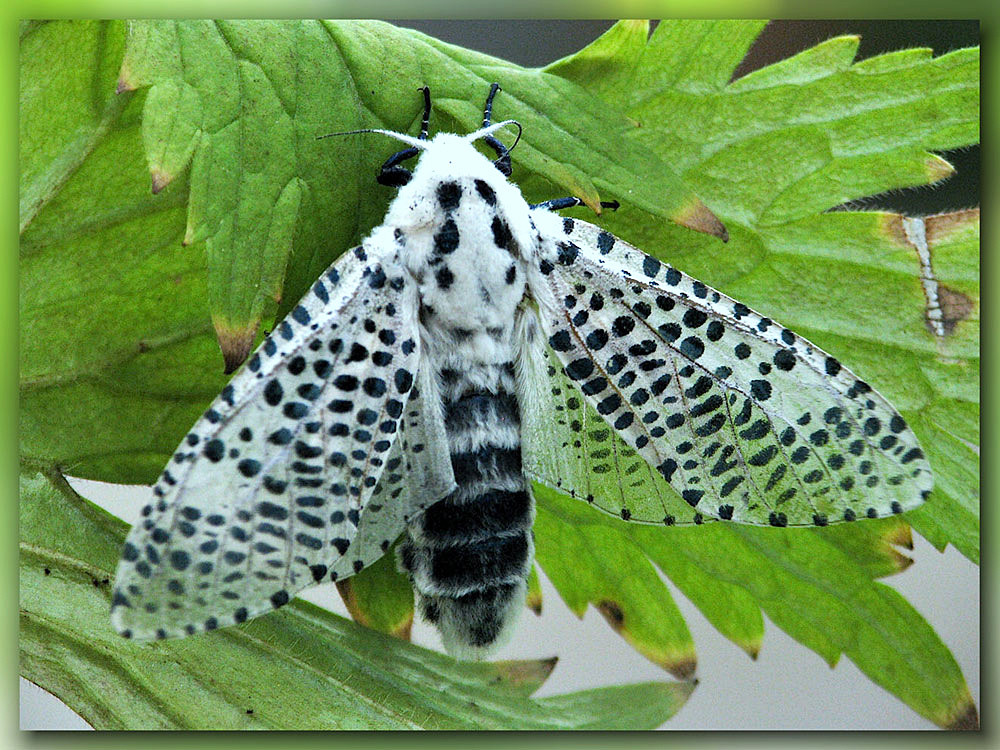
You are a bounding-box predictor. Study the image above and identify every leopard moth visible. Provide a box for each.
[111,84,933,659]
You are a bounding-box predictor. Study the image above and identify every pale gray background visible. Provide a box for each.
[21,20,980,730]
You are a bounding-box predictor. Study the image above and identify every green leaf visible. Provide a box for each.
[534,485,977,729]
[110,19,724,369]
[19,19,978,730]
[334,542,415,641]
[547,20,768,108]
[19,19,130,233]
[534,487,696,679]
[526,564,543,615]
[20,471,692,729]
[20,21,225,484]
[820,515,915,579]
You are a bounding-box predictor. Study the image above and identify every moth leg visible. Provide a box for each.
[481,83,513,177]
[376,87,433,187]
[376,148,419,187]
[416,85,432,139]
[531,197,621,212]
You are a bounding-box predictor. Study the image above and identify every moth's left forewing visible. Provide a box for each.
[111,245,449,639]
[522,210,932,527]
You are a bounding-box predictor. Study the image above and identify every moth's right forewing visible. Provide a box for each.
[522,211,932,528]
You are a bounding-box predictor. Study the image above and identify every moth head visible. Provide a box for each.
[409,127,520,183]
[321,106,520,188]
[371,123,536,265]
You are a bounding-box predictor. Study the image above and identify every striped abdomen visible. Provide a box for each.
[399,360,534,658]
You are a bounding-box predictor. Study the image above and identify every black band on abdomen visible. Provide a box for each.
[400,362,534,652]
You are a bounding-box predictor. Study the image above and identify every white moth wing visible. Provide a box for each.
[112,242,447,639]
[522,210,932,527]
[518,327,703,525]
[327,361,455,579]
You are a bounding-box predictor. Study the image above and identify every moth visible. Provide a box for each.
[112,84,932,659]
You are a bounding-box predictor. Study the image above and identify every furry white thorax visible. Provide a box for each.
[380,133,536,252]
[367,132,536,372]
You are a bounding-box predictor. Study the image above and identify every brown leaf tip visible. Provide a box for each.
[334,580,364,624]
[150,169,172,195]
[891,551,915,573]
[887,522,914,551]
[666,656,698,682]
[925,208,980,243]
[492,656,559,690]
[945,701,979,730]
[116,74,135,95]
[391,616,413,642]
[676,197,729,242]
[526,591,543,616]
[597,600,625,631]
[925,154,956,184]
[214,319,259,374]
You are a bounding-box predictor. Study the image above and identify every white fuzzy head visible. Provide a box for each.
[375,125,537,260]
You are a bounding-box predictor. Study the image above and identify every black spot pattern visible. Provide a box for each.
[436,181,462,210]
[401,353,531,656]
[524,210,932,530]
[110,242,433,642]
